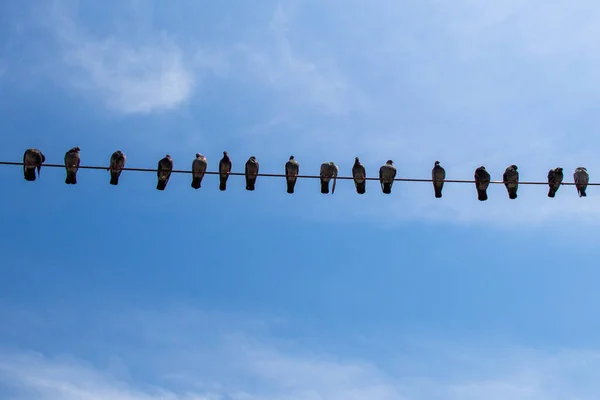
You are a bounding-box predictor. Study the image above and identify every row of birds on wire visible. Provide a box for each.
[13,147,592,200]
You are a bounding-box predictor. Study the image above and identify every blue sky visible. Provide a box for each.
[2,0,600,398]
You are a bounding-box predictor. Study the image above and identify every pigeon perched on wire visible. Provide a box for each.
[23,148,45,181]
[219,151,232,191]
[320,162,339,194]
[352,157,367,194]
[191,153,207,189]
[503,165,519,199]
[245,156,259,191]
[64,147,81,185]
[547,167,563,198]
[285,156,299,194]
[474,166,490,201]
[156,154,173,191]
[379,160,397,194]
[432,161,445,198]
[108,150,126,185]
[574,167,589,197]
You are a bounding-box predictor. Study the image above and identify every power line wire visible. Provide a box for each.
[0,161,594,186]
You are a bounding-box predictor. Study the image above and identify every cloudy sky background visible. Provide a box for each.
[2,0,600,398]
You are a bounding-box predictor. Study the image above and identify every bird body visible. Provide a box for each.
[432,161,445,198]
[64,147,81,184]
[285,156,299,194]
[108,150,126,185]
[23,148,45,181]
[320,162,339,194]
[245,156,259,191]
[191,153,207,189]
[574,167,589,197]
[379,160,396,194]
[156,155,173,190]
[219,151,232,191]
[503,165,519,199]
[547,167,563,198]
[474,166,490,201]
[352,157,367,194]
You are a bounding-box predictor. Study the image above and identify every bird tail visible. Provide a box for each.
[110,172,120,185]
[434,185,443,198]
[36,165,42,177]
[579,187,587,197]
[331,176,337,194]
[320,180,329,194]
[477,189,488,201]
[65,170,77,184]
[356,181,366,194]
[508,188,517,200]
[246,178,256,191]
[219,176,227,191]
[191,177,201,189]
[24,168,36,181]
[382,182,392,194]
[157,179,167,190]
[286,179,296,194]
[548,187,556,198]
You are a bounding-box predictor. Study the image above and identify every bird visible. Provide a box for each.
[574,167,589,197]
[245,156,260,191]
[191,153,207,189]
[219,151,232,191]
[503,165,519,199]
[22,148,45,181]
[379,160,396,194]
[432,161,445,198]
[108,150,126,185]
[285,156,299,194]
[320,162,339,194]
[156,154,173,190]
[474,166,491,201]
[352,157,367,194]
[547,167,564,198]
[64,147,81,185]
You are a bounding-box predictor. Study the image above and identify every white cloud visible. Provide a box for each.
[2,308,600,400]
[46,1,205,115]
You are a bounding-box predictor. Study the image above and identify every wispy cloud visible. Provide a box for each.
[2,307,600,400]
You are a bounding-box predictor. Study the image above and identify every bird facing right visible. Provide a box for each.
[574,167,589,197]
[191,153,207,189]
[245,156,260,191]
[156,154,173,190]
[108,150,126,185]
[320,162,339,194]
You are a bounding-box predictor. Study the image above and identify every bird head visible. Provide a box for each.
[556,167,563,172]
[250,156,256,161]
[166,154,172,160]
[386,160,394,165]
[196,153,201,158]
[289,155,294,160]
[72,146,80,153]
[223,151,228,156]
[479,166,486,170]
[511,164,518,170]
[434,160,440,166]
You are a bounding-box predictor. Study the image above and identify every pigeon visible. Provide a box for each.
[474,166,490,201]
[320,162,339,194]
[108,150,126,185]
[547,167,563,198]
[64,147,81,184]
[156,154,173,190]
[503,165,519,199]
[432,161,445,198]
[191,153,207,189]
[219,151,232,191]
[574,167,589,197]
[285,155,299,194]
[23,148,45,181]
[245,156,259,191]
[379,160,397,194]
[352,157,367,194]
